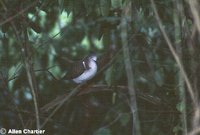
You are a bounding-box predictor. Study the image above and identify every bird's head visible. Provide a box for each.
[88,53,97,61]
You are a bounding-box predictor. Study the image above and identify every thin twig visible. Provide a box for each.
[188,0,200,35]
[151,0,200,134]
[0,1,38,26]
[121,1,141,135]
[151,0,196,105]
[40,83,84,129]
[24,61,40,129]
[23,27,40,129]
[173,1,187,134]
[188,127,200,135]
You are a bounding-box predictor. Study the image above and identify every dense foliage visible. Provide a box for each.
[0,0,200,135]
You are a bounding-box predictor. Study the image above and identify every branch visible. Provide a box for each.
[150,0,196,105]
[121,1,141,135]
[40,83,84,129]
[22,28,40,129]
[151,0,200,133]
[188,0,200,35]
[0,1,38,26]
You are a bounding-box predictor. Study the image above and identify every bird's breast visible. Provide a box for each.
[72,60,97,83]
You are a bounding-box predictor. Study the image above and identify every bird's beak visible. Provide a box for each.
[92,56,97,61]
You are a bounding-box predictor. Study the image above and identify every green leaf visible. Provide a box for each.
[105,67,113,86]
[120,113,130,126]
[48,66,61,80]
[176,102,185,112]
[100,0,111,16]
[8,66,16,78]
[58,0,64,13]
[111,0,122,8]
[154,68,164,87]
[173,124,183,133]
[94,128,111,135]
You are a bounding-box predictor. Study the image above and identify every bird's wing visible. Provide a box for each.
[62,60,85,80]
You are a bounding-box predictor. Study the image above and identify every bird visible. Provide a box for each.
[62,53,98,84]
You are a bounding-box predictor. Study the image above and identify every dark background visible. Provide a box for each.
[0,0,200,135]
